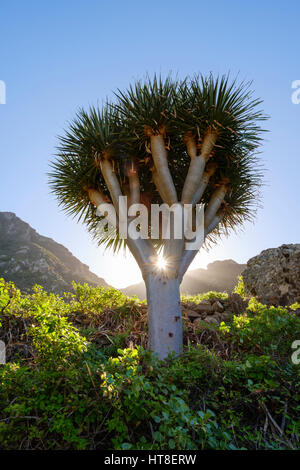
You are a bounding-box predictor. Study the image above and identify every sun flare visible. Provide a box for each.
[156,256,167,270]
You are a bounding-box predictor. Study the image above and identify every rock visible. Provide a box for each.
[213,313,223,322]
[242,244,300,306]
[226,293,248,315]
[194,301,214,314]
[184,309,201,320]
[212,300,224,313]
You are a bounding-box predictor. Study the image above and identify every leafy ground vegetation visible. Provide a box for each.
[0,278,299,450]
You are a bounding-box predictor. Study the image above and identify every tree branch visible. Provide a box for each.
[126,238,157,276]
[181,131,217,204]
[86,188,110,207]
[151,167,169,203]
[192,162,218,206]
[128,163,140,206]
[97,159,157,276]
[150,133,178,205]
[100,159,123,212]
[163,203,184,278]
[204,181,228,228]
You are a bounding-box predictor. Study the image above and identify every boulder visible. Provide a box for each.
[204,316,219,325]
[226,293,248,314]
[184,309,201,320]
[212,300,224,313]
[194,301,214,314]
[242,244,300,306]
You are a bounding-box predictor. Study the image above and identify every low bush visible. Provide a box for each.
[0,278,299,450]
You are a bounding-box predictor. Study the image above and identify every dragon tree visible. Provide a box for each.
[49,74,266,359]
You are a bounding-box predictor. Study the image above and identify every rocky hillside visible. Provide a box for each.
[123,259,246,299]
[0,212,108,294]
[182,260,247,294]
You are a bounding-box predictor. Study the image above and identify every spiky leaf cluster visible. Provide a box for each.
[49,74,267,251]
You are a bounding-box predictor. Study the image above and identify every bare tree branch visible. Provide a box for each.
[86,188,110,207]
[192,162,218,206]
[128,163,140,206]
[151,167,169,203]
[204,181,228,228]
[126,238,157,275]
[163,203,184,278]
[97,158,157,275]
[100,158,124,212]
[181,131,217,204]
[150,134,178,205]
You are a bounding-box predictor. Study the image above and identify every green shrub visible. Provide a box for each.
[68,282,141,316]
[0,278,299,450]
[220,298,300,357]
[182,291,228,304]
[233,275,246,298]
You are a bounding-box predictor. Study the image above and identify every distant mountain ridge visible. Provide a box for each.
[0,212,108,293]
[122,259,246,299]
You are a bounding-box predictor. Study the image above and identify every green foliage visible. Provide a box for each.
[226,298,300,356]
[181,290,228,304]
[233,275,246,298]
[0,278,21,327]
[0,278,299,450]
[69,282,140,315]
[99,347,234,450]
[290,302,300,311]
[28,314,87,364]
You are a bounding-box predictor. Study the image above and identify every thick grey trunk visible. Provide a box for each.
[145,275,182,360]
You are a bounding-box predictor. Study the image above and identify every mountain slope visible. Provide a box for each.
[0,212,108,293]
[122,259,246,299]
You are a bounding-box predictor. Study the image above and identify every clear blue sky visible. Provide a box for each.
[1,0,299,287]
